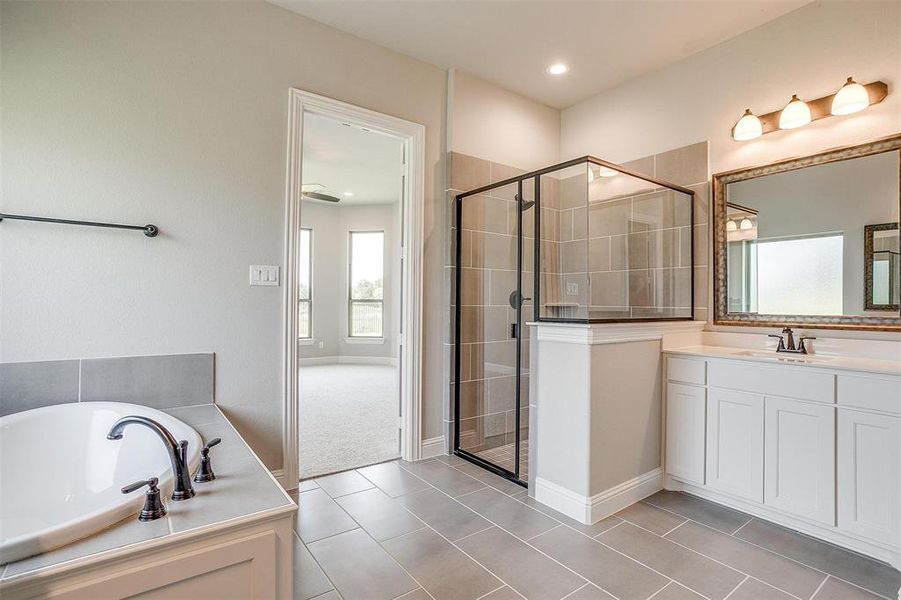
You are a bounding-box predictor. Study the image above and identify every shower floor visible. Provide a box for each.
[473,439,529,481]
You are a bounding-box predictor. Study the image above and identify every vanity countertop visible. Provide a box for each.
[664,344,901,377]
[0,404,296,583]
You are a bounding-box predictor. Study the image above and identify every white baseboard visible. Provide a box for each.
[420,436,446,459]
[298,355,398,366]
[270,469,288,489]
[535,468,663,525]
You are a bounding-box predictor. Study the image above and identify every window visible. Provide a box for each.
[755,233,843,315]
[298,228,312,339]
[349,231,384,337]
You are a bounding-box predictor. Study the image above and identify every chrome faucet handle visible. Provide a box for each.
[781,327,796,350]
[194,437,221,483]
[767,334,786,351]
[121,477,167,521]
[798,336,817,354]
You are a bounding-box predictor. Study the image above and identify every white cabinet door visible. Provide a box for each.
[666,382,706,485]
[838,409,901,546]
[706,388,764,502]
[764,397,835,525]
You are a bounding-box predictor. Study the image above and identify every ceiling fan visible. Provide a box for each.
[301,183,341,203]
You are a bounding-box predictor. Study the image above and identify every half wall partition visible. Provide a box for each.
[454,157,696,486]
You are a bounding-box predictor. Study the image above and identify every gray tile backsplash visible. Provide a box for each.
[0,360,80,417]
[0,353,214,417]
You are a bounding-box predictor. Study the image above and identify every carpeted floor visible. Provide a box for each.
[298,363,400,479]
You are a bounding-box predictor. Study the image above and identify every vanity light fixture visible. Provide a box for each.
[831,77,870,115]
[779,94,812,130]
[731,78,888,141]
[547,63,569,76]
[732,109,763,141]
[726,219,738,232]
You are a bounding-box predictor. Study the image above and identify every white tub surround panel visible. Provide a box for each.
[662,347,901,569]
[532,321,704,524]
[0,404,296,599]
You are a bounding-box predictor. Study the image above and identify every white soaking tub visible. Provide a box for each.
[0,402,202,564]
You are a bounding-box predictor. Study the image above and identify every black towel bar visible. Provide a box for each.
[0,213,159,237]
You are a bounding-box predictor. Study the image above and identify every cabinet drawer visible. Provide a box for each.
[708,361,834,404]
[667,357,706,385]
[837,374,901,414]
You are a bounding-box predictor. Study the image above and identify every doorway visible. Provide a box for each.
[282,90,424,488]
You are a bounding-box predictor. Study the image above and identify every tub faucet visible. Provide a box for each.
[107,416,196,501]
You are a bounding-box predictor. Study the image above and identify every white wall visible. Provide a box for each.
[450,69,561,170]
[0,0,448,469]
[299,201,399,360]
[561,1,901,176]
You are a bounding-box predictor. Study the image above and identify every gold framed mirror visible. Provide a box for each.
[713,134,901,331]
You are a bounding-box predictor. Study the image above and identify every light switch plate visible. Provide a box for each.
[250,265,280,286]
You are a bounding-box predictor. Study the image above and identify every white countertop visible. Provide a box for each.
[664,344,901,377]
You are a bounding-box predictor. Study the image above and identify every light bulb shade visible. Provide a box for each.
[726,219,738,232]
[732,109,763,141]
[739,217,754,230]
[597,166,619,178]
[831,77,869,115]
[779,94,811,129]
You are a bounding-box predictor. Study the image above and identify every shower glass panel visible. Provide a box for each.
[455,158,694,487]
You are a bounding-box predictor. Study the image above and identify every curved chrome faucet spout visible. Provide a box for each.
[107,416,195,501]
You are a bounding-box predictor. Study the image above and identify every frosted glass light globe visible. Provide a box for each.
[733,109,763,141]
[779,95,811,130]
[831,77,869,115]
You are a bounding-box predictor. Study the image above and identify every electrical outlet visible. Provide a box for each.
[566,282,579,296]
[250,265,279,286]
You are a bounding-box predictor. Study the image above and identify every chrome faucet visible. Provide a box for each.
[107,416,196,501]
[768,327,816,355]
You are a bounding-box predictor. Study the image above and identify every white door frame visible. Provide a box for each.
[282,89,425,488]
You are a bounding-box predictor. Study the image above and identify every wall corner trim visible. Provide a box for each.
[535,467,663,524]
[420,436,446,459]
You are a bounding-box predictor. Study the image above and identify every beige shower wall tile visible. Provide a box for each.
[588,198,630,237]
[462,194,508,234]
[450,152,490,192]
[654,141,708,187]
[588,237,611,272]
[590,271,628,306]
[631,190,691,232]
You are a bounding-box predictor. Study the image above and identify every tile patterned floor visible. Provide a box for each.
[473,440,529,481]
[293,456,901,600]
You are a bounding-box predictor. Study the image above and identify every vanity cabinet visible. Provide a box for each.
[665,383,706,485]
[764,397,835,525]
[664,352,901,568]
[837,409,901,546]
[705,388,764,502]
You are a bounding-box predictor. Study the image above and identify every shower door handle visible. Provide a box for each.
[510,323,518,339]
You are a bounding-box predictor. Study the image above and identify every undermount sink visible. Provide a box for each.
[733,350,833,363]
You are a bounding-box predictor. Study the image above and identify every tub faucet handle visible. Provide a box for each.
[121,477,167,521]
[194,437,222,483]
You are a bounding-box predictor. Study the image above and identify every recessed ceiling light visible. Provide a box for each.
[547,63,569,76]
[344,192,354,197]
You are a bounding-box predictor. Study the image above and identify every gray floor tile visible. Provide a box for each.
[642,491,751,534]
[451,461,526,496]
[394,589,432,600]
[396,488,491,541]
[456,487,558,540]
[648,582,705,599]
[399,459,486,497]
[615,502,687,536]
[599,522,744,600]
[382,528,502,600]
[481,586,524,600]
[735,518,901,599]
[297,488,359,543]
[516,495,623,537]
[812,577,886,600]
[564,583,617,599]
[334,488,425,542]
[456,527,586,600]
[299,479,321,492]
[667,520,825,599]
[293,533,335,600]
[315,470,375,498]
[358,461,430,498]
[307,529,418,600]
[529,524,668,600]
[435,454,470,467]
[310,591,342,600]
[726,577,794,600]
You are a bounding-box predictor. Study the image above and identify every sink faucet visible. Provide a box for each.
[768,327,816,355]
[107,416,196,501]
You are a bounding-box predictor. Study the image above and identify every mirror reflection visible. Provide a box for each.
[725,149,900,317]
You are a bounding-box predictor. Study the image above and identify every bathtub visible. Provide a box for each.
[0,402,203,564]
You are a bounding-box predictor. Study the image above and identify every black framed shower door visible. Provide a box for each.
[453,177,538,487]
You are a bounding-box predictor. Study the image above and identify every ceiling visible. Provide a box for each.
[271,0,809,109]
[302,113,404,206]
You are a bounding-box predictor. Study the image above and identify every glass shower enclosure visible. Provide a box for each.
[453,157,696,486]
